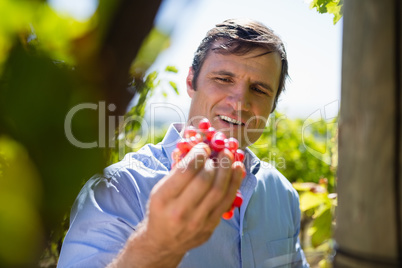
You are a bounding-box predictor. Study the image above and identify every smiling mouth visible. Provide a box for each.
[219,115,244,126]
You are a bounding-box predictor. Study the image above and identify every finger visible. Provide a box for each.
[210,148,234,196]
[207,161,244,222]
[156,143,211,199]
[172,158,216,223]
[190,149,234,222]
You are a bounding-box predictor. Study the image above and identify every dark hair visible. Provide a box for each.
[191,18,288,112]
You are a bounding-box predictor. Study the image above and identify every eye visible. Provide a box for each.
[215,77,231,83]
[251,86,266,95]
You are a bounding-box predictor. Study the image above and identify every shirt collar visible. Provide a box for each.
[244,148,261,175]
[161,123,260,174]
[161,123,184,168]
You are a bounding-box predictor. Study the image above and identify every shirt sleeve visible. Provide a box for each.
[57,171,145,268]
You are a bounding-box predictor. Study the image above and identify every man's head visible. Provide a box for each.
[191,18,288,112]
[186,18,287,148]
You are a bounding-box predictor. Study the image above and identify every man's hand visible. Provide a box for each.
[108,143,245,268]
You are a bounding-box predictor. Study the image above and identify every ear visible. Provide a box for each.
[186,67,195,98]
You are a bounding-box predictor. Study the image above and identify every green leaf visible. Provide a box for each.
[169,81,179,95]
[307,0,343,24]
[299,191,326,211]
[310,207,332,247]
[312,199,332,218]
[165,65,178,73]
[0,136,43,265]
[293,182,315,192]
[145,70,158,85]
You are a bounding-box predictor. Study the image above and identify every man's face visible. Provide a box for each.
[186,45,282,149]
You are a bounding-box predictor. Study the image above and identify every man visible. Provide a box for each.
[58,18,309,267]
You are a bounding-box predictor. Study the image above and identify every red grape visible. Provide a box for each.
[204,127,216,141]
[234,149,245,162]
[198,118,211,131]
[210,132,226,152]
[226,137,239,152]
[222,209,234,220]
[233,190,243,207]
[177,139,191,154]
[184,126,197,138]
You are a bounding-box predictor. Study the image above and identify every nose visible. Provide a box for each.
[226,83,251,111]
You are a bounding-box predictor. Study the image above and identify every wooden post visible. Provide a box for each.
[335,0,402,267]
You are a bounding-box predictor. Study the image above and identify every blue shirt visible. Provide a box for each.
[58,123,309,268]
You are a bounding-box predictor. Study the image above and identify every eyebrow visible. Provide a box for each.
[211,70,275,94]
[211,70,235,77]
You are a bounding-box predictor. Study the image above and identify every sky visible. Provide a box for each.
[49,0,343,125]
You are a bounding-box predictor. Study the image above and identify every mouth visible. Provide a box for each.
[218,115,244,126]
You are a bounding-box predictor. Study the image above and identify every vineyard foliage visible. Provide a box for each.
[309,0,343,24]
[250,113,337,190]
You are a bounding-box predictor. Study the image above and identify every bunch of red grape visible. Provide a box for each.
[171,118,245,220]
